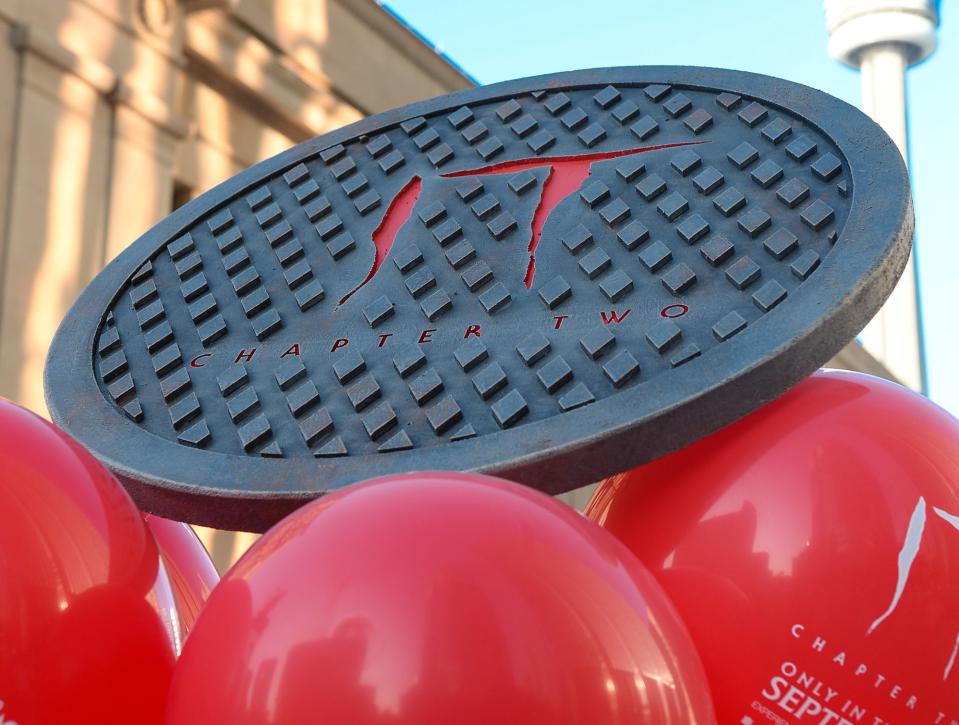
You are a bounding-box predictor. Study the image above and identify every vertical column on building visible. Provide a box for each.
[0,26,114,413]
[104,86,189,262]
[0,2,190,414]
[0,4,18,276]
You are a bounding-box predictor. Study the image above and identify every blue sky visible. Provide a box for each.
[386,0,959,415]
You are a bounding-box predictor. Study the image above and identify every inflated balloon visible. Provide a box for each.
[166,472,715,725]
[587,370,959,725]
[0,400,178,724]
[144,514,220,639]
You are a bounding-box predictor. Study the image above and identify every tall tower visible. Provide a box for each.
[823,0,940,391]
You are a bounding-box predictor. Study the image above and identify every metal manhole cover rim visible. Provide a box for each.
[45,65,912,531]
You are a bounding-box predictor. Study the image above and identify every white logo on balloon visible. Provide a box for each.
[868,497,959,681]
[0,700,18,725]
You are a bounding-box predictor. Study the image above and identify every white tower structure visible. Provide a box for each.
[823,0,940,391]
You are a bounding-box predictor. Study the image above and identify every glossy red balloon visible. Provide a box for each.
[587,370,959,725]
[0,400,178,724]
[144,514,220,639]
[166,472,715,725]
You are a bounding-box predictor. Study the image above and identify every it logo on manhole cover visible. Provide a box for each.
[45,67,912,530]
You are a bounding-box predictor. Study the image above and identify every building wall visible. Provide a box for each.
[0,0,472,569]
[0,0,471,409]
[0,0,894,572]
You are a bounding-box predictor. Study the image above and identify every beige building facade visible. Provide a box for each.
[0,0,898,570]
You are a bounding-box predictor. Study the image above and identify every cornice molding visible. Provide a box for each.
[337,0,474,91]
[8,22,189,138]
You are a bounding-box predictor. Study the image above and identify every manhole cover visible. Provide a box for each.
[45,67,912,531]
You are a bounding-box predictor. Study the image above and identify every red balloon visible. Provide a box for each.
[166,472,715,724]
[144,515,220,640]
[0,400,177,724]
[586,370,959,725]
